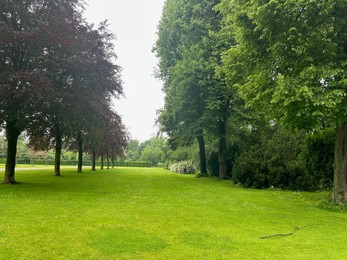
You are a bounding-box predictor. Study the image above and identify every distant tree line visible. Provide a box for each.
[0,0,128,183]
[155,0,347,204]
[125,137,168,166]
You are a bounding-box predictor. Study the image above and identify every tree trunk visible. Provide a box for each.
[77,130,83,173]
[333,122,347,204]
[218,119,228,179]
[107,154,110,169]
[54,125,62,176]
[3,120,21,184]
[197,129,207,176]
[111,154,115,169]
[100,152,104,170]
[91,148,96,171]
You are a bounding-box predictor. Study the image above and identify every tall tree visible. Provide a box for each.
[140,137,168,166]
[25,6,123,176]
[125,139,142,161]
[85,106,128,171]
[218,0,347,203]
[0,0,82,183]
[26,0,86,176]
[68,20,123,173]
[1,1,124,181]
[155,0,224,176]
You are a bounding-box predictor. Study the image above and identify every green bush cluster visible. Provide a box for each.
[299,129,335,190]
[169,161,197,174]
[232,128,335,191]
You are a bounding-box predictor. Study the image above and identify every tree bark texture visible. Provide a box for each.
[197,129,207,176]
[218,119,228,179]
[333,122,347,204]
[77,130,83,173]
[92,148,96,171]
[54,125,62,176]
[3,121,21,184]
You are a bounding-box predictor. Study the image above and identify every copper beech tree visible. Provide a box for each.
[0,0,126,183]
[28,20,124,176]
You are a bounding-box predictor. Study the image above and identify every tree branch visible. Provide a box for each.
[260,226,301,239]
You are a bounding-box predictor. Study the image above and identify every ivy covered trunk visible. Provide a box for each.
[333,122,347,204]
[77,130,83,173]
[218,119,228,179]
[54,125,62,176]
[197,129,207,176]
[3,120,20,184]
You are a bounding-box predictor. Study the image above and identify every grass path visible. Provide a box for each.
[0,167,347,259]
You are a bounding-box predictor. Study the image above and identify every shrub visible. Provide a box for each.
[232,128,311,190]
[231,145,268,189]
[299,129,335,190]
[169,161,197,174]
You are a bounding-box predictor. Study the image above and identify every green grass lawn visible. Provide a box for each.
[0,167,347,259]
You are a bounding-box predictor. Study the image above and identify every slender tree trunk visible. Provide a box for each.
[77,130,83,173]
[92,148,96,171]
[197,129,207,176]
[107,154,110,169]
[3,120,20,184]
[54,125,62,176]
[218,119,228,179]
[100,152,104,170]
[333,122,347,204]
[111,153,115,169]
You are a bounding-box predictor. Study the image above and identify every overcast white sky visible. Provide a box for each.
[84,0,165,142]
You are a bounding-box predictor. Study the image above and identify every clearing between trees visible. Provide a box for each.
[0,167,346,259]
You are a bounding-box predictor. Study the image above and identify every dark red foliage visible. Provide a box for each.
[1,0,127,181]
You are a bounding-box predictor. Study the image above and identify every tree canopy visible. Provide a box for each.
[218,0,347,129]
[0,0,128,183]
[155,0,347,204]
[155,0,232,176]
[217,0,347,203]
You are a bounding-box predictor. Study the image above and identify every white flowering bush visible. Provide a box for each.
[169,161,197,174]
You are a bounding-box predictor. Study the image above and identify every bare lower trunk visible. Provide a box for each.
[54,125,62,176]
[111,154,115,169]
[77,130,83,173]
[100,152,104,170]
[333,122,347,204]
[107,154,110,169]
[197,129,207,176]
[92,148,96,171]
[218,119,228,179]
[3,121,20,184]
